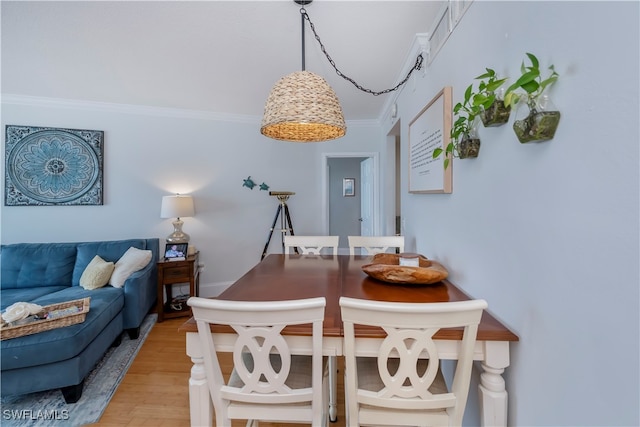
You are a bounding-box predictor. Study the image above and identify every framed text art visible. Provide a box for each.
[5,125,104,206]
[408,87,453,193]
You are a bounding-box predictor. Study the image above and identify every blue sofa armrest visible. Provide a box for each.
[121,239,159,331]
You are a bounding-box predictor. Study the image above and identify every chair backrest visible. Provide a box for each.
[339,297,487,427]
[284,235,339,255]
[187,296,326,426]
[348,235,405,255]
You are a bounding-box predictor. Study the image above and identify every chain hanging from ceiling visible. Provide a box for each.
[299,6,424,96]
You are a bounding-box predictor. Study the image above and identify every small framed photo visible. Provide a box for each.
[343,178,355,197]
[164,243,188,261]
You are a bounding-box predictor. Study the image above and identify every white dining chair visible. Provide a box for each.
[187,296,328,427]
[339,297,487,427]
[284,235,339,255]
[283,234,340,421]
[348,235,405,255]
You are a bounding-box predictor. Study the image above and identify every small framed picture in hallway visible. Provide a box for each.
[343,178,355,197]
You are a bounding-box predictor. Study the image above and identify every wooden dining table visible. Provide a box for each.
[179,254,519,426]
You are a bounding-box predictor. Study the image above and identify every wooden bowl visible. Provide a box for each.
[361,253,448,285]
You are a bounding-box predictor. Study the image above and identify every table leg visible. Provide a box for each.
[187,333,213,427]
[479,341,510,427]
[329,355,338,422]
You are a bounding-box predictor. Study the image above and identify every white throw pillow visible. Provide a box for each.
[109,247,152,288]
[80,255,115,290]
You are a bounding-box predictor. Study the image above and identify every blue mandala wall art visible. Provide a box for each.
[5,125,104,206]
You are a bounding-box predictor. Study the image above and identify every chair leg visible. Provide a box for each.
[329,355,338,422]
[322,359,330,427]
[343,370,353,427]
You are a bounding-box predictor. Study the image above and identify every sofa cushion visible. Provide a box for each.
[109,247,152,288]
[1,286,124,370]
[72,239,147,287]
[0,313,123,397]
[80,255,115,290]
[1,243,78,290]
[0,287,69,311]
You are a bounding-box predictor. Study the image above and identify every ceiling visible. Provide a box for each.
[1,1,445,121]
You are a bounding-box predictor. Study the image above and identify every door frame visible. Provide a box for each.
[321,152,380,237]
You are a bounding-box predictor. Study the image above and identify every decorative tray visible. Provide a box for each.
[0,297,90,340]
[361,253,448,285]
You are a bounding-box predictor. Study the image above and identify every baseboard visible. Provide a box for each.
[198,281,234,298]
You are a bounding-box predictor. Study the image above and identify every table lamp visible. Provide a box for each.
[160,194,195,243]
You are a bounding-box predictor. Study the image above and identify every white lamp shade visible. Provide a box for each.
[160,195,195,219]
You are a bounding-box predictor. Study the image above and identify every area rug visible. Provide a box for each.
[1,314,157,427]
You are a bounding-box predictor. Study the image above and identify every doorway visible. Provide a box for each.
[322,153,379,253]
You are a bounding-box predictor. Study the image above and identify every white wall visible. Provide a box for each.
[0,99,384,295]
[2,1,638,425]
[383,1,639,426]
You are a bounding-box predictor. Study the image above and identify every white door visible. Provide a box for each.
[360,157,374,236]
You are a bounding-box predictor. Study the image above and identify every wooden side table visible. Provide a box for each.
[156,252,200,322]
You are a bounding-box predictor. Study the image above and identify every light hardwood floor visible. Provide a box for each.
[91,317,346,427]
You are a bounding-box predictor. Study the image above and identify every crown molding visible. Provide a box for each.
[379,32,430,123]
[1,94,260,124]
[1,94,379,128]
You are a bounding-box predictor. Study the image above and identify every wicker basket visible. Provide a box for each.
[0,297,90,340]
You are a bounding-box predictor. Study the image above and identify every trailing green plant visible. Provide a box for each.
[433,68,510,168]
[474,68,508,112]
[475,68,510,127]
[433,68,511,167]
[433,83,479,169]
[504,53,561,143]
[503,53,558,109]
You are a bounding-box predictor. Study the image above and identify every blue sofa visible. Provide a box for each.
[0,238,159,403]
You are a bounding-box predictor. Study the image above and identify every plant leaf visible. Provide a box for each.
[486,78,507,92]
[521,80,539,94]
[464,84,474,103]
[514,70,539,88]
[503,91,521,108]
[445,142,454,154]
[526,52,539,69]
[475,68,494,80]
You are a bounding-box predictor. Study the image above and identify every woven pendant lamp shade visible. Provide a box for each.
[261,71,346,142]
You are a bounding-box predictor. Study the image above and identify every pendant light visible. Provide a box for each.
[261,0,346,143]
[261,0,424,143]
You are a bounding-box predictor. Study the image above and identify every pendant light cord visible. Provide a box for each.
[300,7,424,96]
[301,8,306,71]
